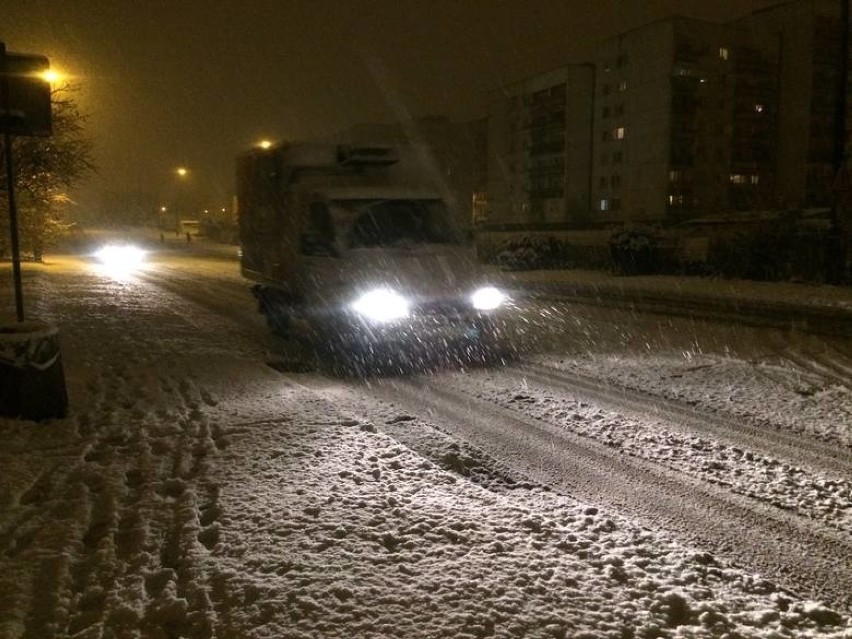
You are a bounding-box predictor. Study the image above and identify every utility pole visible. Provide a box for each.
[830,0,850,284]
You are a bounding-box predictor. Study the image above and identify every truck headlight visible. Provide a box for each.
[351,289,410,322]
[471,286,506,310]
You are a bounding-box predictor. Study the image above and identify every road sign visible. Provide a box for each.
[0,46,52,137]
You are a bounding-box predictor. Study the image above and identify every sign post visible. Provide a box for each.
[0,42,52,322]
[0,43,66,421]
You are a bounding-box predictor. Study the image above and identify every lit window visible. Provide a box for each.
[600,198,609,211]
[719,47,729,60]
[669,170,681,182]
[750,175,760,185]
[754,104,764,113]
[668,194,684,205]
[618,80,628,92]
[614,127,626,140]
[730,174,745,184]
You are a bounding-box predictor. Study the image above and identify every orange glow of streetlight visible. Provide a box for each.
[258,140,272,149]
[41,69,64,84]
[175,167,188,177]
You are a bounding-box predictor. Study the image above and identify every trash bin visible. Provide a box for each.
[0,321,68,420]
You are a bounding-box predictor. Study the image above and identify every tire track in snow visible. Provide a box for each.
[779,345,852,390]
[64,458,123,637]
[509,362,852,479]
[11,361,135,637]
[2,262,235,638]
[476,364,852,535]
[18,479,88,639]
[61,386,152,637]
[139,267,271,348]
[358,375,852,612]
[0,348,116,634]
[13,373,222,638]
[137,373,220,639]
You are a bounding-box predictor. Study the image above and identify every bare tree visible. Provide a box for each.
[1,84,95,260]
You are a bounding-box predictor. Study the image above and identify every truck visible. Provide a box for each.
[236,141,509,371]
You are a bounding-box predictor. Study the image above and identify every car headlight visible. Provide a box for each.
[351,289,410,322]
[93,244,147,276]
[471,286,506,310]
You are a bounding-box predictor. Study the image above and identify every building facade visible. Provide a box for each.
[485,65,594,227]
[738,0,849,209]
[590,17,780,226]
[476,1,850,278]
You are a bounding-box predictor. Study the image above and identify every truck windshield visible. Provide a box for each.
[338,199,463,248]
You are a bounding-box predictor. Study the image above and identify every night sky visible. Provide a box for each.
[6,0,785,212]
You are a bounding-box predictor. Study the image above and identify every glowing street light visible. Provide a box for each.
[41,68,64,84]
[175,167,188,177]
[258,140,272,149]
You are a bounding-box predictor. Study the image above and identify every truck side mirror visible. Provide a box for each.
[299,232,338,257]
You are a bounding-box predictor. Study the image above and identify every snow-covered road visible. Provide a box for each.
[1,244,851,638]
[336,370,852,608]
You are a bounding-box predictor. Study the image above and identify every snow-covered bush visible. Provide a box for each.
[493,236,575,271]
[609,228,662,275]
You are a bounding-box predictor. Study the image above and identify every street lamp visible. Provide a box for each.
[41,69,64,84]
[170,167,191,234]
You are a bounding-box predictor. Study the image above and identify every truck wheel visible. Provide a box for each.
[467,316,514,366]
[252,285,295,338]
[309,321,354,375]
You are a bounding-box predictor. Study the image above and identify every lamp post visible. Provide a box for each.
[173,166,189,234]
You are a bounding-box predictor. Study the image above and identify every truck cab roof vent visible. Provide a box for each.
[336,145,399,167]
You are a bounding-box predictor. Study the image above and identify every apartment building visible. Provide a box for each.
[485,65,594,227]
[591,17,780,225]
[738,0,849,209]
